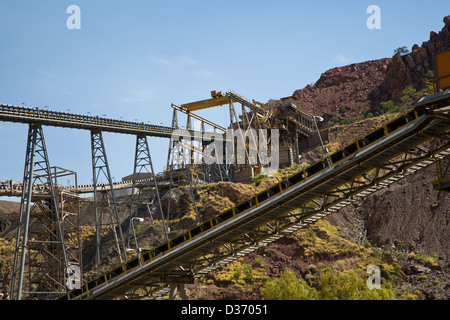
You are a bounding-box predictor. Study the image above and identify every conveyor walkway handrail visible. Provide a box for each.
[0,103,223,141]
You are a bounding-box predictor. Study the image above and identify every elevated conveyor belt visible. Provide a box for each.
[0,177,173,197]
[58,90,450,300]
[0,104,223,141]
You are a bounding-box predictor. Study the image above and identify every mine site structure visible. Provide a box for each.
[0,104,210,300]
[167,90,317,185]
[59,98,450,301]
[0,50,449,300]
[8,125,81,300]
[0,91,319,300]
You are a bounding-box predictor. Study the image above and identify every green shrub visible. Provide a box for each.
[232,267,241,282]
[341,116,363,125]
[249,174,266,187]
[417,275,427,283]
[307,228,317,245]
[400,85,421,105]
[261,270,317,300]
[376,100,407,115]
[328,116,340,126]
[424,69,435,80]
[254,257,265,268]
[360,110,374,119]
[394,46,410,55]
[242,265,254,283]
[380,262,403,285]
[261,268,395,300]
[379,100,395,113]
[338,104,350,114]
[315,268,394,300]
[363,241,372,248]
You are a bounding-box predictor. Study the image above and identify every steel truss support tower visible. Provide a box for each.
[10,124,69,300]
[90,130,127,274]
[127,134,168,252]
[166,105,231,183]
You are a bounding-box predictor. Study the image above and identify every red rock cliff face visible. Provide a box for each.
[289,58,390,121]
[282,16,450,119]
[372,16,450,103]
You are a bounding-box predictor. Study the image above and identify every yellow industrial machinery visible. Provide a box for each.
[435,50,450,90]
[431,49,450,190]
[432,156,450,191]
[180,91,230,112]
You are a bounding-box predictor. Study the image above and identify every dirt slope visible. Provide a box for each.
[362,170,450,263]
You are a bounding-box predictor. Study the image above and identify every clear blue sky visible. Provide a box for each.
[0,1,449,189]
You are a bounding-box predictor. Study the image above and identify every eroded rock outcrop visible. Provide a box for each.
[374,16,450,103]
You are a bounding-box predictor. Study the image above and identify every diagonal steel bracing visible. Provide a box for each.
[140,135,450,299]
[59,101,449,300]
[127,134,168,254]
[10,124,69,300]
[90,130,127,274]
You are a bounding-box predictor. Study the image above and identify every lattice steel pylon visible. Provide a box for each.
[90,130,127,274]
[10,124,69,300]
[166,104,231,183]
[127,134,168,251]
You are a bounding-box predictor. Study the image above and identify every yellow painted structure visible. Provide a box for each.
[436,50,450,90]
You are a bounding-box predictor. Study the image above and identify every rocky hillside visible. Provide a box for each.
[274,16,450,125]
[288,58,391,121]
[361,170,450,263]
[374,16,450,104]
[188,218,448,300]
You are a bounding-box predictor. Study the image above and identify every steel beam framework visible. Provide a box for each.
[191,137,450,277]
[10,124,69,300]
[432,147,450,191]
[3,87,449,301]
[126,136,450,299]
[0,103,223,141]
[90,130,127,274]
[127,134,168,250]
[56,92,450,300]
